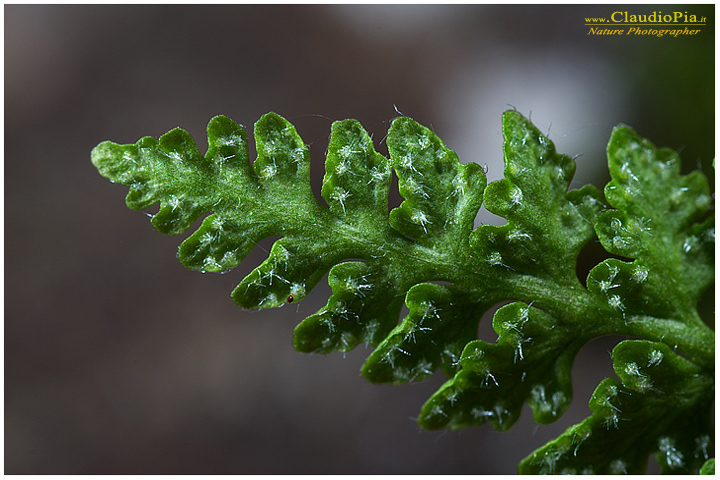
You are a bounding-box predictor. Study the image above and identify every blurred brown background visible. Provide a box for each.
[5,4,714,474]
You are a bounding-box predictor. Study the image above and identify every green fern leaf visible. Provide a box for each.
[419,111,606,430]
[92,110,713,474]
[519,340,713,474]
[700,458,715,475]
[92,113,493,367]
[589,125,714,365]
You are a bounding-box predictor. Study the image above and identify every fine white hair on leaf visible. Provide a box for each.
[412,211,432,233]
[647,349,663,367]
[331,187,351,215]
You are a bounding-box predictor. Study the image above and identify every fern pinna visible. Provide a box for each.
[92,110,714,474]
